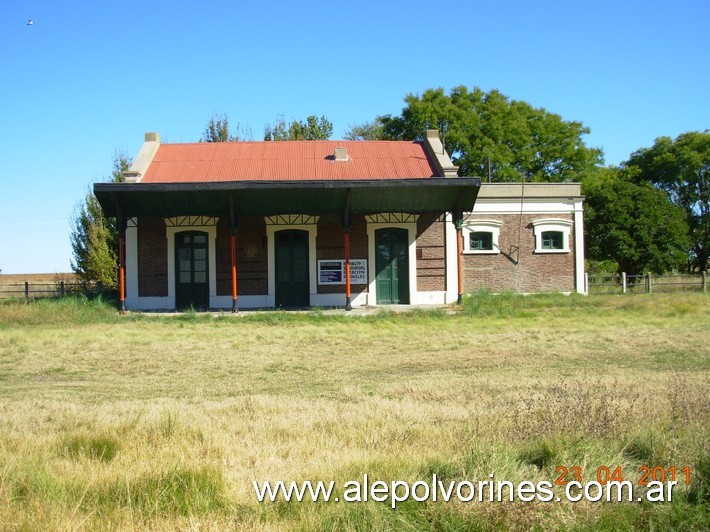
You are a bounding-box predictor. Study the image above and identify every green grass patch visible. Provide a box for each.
[8,464,229,520]
[10,463,64,503]
[686,451,710,506]
[622,433,658,464]
[460,289,601,318]
[0,294,121,328]
[97,467,229,517]
[518,439,557,470]
[0,291,706,329]
[60,433,120,462]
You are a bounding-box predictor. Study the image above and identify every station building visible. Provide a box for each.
[94,130,584,311]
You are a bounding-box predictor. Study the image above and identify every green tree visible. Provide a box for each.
[201,113,252,142]
[344,120,385,140]
[625,131,709,271]
[70,152,131,288]
[264,115,333,141]
[584,168,690,275]
[346,86,603,182]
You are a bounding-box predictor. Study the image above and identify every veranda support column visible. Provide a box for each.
[231,231,238,313]
[229,201,240,313]
[456,229,463,304]
[344,232,352,311]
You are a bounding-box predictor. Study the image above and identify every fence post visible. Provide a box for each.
[646,272,653,293]
[622,272,627,294]
[703,271,707,293]
[24,281,29,303]
[584,272,589,293]
[60,281,65,297]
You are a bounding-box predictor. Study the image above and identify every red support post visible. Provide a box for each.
[231,232,238,313]
[344,232,352,311]
[119,234,126,313]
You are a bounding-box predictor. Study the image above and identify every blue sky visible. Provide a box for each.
[0,0,708,274]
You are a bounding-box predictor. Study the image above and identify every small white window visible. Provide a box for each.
[463,220,502,254]
[532,218,572,253]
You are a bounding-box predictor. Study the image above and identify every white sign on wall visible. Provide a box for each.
[349,259,367,285]
[317,259,367,285]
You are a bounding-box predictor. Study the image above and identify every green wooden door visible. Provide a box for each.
[175,231,209,309]
[275,230,310,307]
[375,228,409,304]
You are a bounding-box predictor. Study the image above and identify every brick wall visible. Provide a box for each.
[215,216,268,296]
[462,214,575,293]
[137,216,168,297]
[416,213,446,292]
[136,211,574,301]
[316,216,368,295]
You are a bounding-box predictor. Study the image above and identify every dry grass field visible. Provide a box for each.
[0,273,79,300]
[0,273,77,283]
[0,292,708,530]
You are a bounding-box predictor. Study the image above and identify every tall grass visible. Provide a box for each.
[0,290,706,327]
[60,433,120,462]
[0,292,707,529]
[0,294,122,328]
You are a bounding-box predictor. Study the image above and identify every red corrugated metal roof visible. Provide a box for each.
[141,140,437,183]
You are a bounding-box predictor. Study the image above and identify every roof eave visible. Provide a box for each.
[94,178,481,218]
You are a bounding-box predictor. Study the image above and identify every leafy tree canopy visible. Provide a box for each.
[346,86,604,182]
[201,113,252,142]
[264,115,333,141]
[70,152,131,288]
[624,131,709,271]
[344,121,385,141]
[583,167,690,275]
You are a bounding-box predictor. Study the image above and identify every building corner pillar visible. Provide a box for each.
[453,211,464,305]
[118,217,127,313]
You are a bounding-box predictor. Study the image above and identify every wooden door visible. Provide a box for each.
[375,228,409,304]
[175,231,209,309]
[275,230,310,307]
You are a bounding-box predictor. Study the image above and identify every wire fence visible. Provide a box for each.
[0,281,104,301]
[586,272,708,294]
